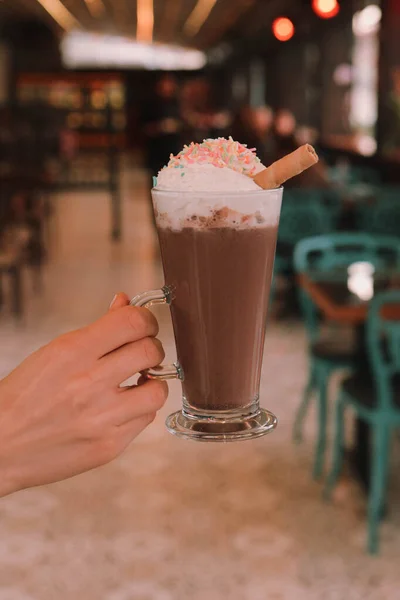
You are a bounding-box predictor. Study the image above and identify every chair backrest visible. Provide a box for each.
[293,233,400,343]
[349,165,381,186]
[357,188,400,237]
[379,187,400,202]
[294,233,400,274]
[367,291,400,411]
[278,190,336,246]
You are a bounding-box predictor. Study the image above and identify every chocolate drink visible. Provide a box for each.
[157,221,278,412]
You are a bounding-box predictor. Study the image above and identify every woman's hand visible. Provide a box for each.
[0,293,168,497]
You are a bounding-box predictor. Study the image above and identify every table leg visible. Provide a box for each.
[349,324,371,492]
[108,141,121,242]
[111,186,122,242]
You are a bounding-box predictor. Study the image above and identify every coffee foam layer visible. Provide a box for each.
[153,189,282,231]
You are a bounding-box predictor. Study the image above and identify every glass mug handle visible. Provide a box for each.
[129,285,183,381]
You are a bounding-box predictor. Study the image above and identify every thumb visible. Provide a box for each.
[109,292,131,311]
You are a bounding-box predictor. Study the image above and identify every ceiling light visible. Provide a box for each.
[272,17,295,42]
[183,0,218,37]
[137,0,154,42]
[312,0,340,19]
[36,0,80,30]
[61,32,207,70]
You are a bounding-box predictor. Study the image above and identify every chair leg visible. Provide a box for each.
[269,275,276,307]
[293,362,316,444]
[313,365,329,480]
[324,392,345,500]
[367,425,391,555]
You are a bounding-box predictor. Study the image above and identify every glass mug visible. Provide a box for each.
[130,187,283,442]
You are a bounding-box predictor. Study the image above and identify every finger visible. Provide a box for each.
[112,379,168,425]
[76,306,159,358]
[95,338,165,384]
[116,412,158,453]
[109,292,130,311]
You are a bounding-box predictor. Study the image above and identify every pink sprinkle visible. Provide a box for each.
[164,138,260,175]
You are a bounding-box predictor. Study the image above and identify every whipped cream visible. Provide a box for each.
[153,138,281,230]
[156,163,262,192]
[156,137,265,193]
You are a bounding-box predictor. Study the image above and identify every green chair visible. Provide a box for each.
[272,190,336,310]
[325,290,400,554]
[329,164,381,187]
[293,233,400,479]
[357,187,400,237]
[349,165,381,186]
[274,190,336,275]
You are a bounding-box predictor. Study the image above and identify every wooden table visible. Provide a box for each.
[298,269,400,490]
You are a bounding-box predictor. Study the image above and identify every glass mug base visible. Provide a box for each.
[165,407,278,442]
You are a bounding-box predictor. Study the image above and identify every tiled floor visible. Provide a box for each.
[0,167,400,599]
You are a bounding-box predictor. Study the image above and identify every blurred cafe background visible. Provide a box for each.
[0,0,400,597]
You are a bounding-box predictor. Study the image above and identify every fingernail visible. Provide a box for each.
[109,294,118,309]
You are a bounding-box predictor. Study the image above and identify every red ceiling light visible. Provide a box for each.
[272,17,295,42]
[312,0,340,19]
